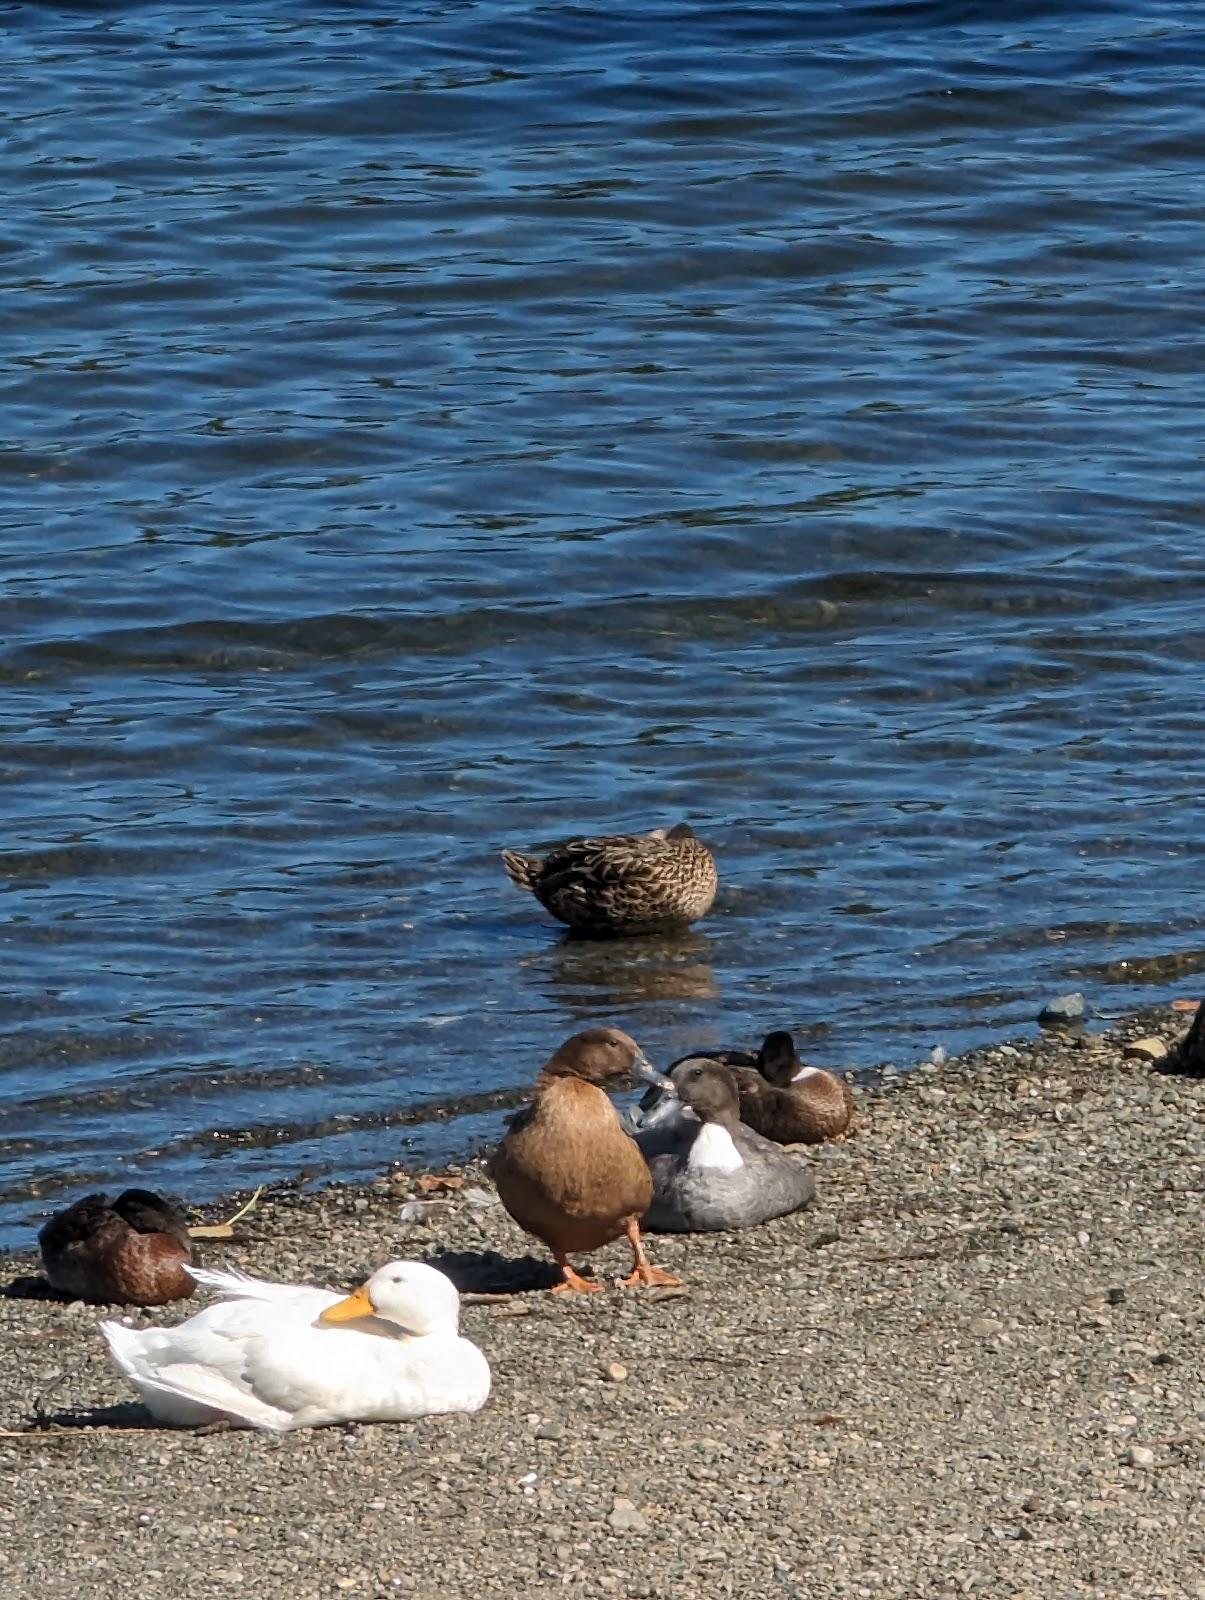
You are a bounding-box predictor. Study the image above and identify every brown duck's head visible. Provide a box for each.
[541,1027,669,1091]
[648,822,696,842]
[113,1189,193,1251]
[668,1059,741,1126]
[757,1030,805,1087]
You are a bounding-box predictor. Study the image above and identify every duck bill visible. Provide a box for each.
[318,1282,375,1325]
[635,1089,685,1131]
[632,1052,672,1091]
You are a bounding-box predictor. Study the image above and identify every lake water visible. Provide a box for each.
[3,0,1204,1249]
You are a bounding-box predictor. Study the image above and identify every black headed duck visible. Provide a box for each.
[489,1028,682,1293]
[693,1030,855,1145]
[635,1059,815,1232]
[500,823,717,936]
[39,1188,195,1306]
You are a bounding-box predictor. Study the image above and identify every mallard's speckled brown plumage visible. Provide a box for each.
[38,1188,195,1306]
[489,1028,681,1293]
[674,1031,855,1145]
[500,823,717,936]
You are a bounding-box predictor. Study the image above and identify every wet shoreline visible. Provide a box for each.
[0,1002,1201,1599]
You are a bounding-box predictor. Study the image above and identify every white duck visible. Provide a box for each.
[100,1259,490,1432]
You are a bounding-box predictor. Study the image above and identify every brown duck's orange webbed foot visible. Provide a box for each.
[621,1262,682,1289]
[551,1258,606,1295]
[620,1219,682,1290]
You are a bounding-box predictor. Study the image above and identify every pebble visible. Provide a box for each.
[1039,993,1087,1026]
[969,1317,1004,1337]
[1122,1037,1168,1062]
[608,1498,649,1534]
[603,1362,628,1383]
[398,1201,451,1225]
[1122,1446,1156,1469]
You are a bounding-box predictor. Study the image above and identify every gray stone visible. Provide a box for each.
[1039,993,1087,1025]
[608,1498,649,1534]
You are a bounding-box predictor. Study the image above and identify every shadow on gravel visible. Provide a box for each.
[424,1248,561,1294]
[0,1273,70,1302]
[28,1400,155,1431]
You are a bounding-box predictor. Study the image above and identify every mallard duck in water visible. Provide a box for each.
[39,1189,195,1306]
[634,1059,815,1232]
[500,823,717,936]
[489,1028,682,1293]
[688,1030,854,1144]
[101,1260,490,1431]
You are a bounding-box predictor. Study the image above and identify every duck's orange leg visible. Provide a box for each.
[551,1252,606,1295]
[620,1219,681,1289]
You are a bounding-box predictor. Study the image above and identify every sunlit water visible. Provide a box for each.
[3,0,1204,1248]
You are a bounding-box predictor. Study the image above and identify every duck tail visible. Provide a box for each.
[184,1264,275,1300]
[500,849,542,893]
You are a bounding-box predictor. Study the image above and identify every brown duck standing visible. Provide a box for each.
[500,823,717,936]
[680,1030,855,1145]
[490,1028,682,1293]
[38,1188,196,1306]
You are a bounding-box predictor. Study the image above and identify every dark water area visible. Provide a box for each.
[2,0,1204,1248]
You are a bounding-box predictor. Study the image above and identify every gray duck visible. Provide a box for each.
[634,1059,815,1232]
[489,1028,682,1293]
[39,1188,195,1306]
[500,823,717,936]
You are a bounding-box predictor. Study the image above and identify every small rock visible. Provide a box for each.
[1122,1037,1168,1063]
[603,1362,628,1383]
[398,1201,450,1225]
[460,1186,498,1209]
[1122,1445,1156,1469]
[970,1316,1003,1338]
[1039,993,1086,1026]
[930,1046,948,1067]
[608,1497,648,1534]
[535,1424,564,1441]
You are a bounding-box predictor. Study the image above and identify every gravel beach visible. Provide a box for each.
[2,1004,1202,1600]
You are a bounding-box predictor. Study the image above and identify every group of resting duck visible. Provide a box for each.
[33,823,854,1434]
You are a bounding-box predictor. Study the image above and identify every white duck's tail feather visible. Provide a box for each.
[184,1264,296,1302]
[99,1317,292,1431]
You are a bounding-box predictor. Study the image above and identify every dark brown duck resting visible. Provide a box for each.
[38,1188,196,1306]
[500,823,717,936]
[489,1028,681,1293]
[675,1030,855,1145]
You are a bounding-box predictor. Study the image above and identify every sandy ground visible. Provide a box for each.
[0,1003,1202,1600]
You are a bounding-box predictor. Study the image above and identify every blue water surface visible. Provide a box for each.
[2,0,1204,1246]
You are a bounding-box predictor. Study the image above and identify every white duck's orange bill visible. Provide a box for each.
[318,1283,375,1324]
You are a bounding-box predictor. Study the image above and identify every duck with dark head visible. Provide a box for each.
[490,1027,682,1293]
[685,1029,855,1145]
[635,1058,816,1232]
[38,1188,195,1306]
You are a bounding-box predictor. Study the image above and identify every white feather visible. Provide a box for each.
[686,1121,744,1175]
